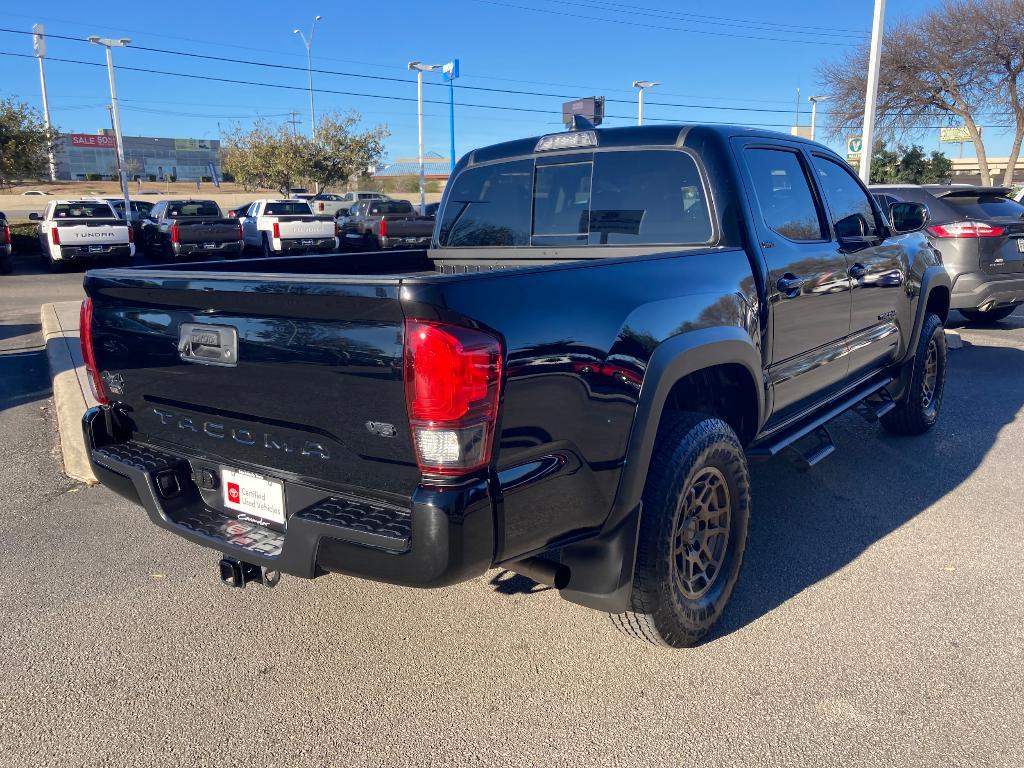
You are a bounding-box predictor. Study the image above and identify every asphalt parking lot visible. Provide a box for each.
[2,254,1022,767]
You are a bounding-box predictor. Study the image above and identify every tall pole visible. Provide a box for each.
[632,81,658,127]
[808,95,831,143]
[859,0,886,183]
[449,79,456,175]
[90,38,132,221]
[417,69,425,214]
[33,24,56,181]
[294,16,321,140]
[106,104,123,181]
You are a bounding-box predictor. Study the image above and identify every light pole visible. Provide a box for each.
[859,0,886,183]
[88,36,131,219]
[632,80,659,126]
[409,61,442,214]
[808,95,831,142]
[293,16,322,140]
[32,24,56,181]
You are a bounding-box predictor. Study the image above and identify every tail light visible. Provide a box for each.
[318,201,325,212]
[927,221,1005,238]
[379,218,388,238]
[404,320,503,476]
[334,221,341,239]
[170,222,180,243]
[51,227,61,246]
[0,224,9,245]
[79,298,109,405]
[272,221,281,239]
[127,225,134,243]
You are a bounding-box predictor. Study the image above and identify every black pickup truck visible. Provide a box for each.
[139,199,244,260]
[339,199,435,251]
[80,124,951,647]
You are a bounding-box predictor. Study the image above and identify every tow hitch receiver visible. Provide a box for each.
[218,557,281,589]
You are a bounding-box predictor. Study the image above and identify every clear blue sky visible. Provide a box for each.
[1,0,1012,164]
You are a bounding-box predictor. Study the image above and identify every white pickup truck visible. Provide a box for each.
[30,199,134,271]
[239,199,338,257]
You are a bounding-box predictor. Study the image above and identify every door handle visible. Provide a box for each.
[849,263,868,280]
[776,275,805,296]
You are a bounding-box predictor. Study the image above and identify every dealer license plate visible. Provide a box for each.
[1016,238,1024,253]
[88,245,103,253]
[222,467,286,527]
[301,239,314,246]
[203,242,216,249]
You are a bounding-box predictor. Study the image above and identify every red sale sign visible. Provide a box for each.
[70,133,116,149]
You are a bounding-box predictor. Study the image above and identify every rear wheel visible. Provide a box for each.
[609,413,751,647]
[261,234,273,258]
[0,253,12,275]
[959,305,1017,324]
[881,312,947,436]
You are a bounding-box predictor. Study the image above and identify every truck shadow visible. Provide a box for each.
[712,340,1024,639]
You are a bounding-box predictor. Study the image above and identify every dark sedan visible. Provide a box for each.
[872,184,1024,323]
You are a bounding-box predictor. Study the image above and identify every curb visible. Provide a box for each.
[945,330,964,350]
[41,301,98,484]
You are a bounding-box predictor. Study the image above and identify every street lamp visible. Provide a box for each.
[293,16,322,140]
[632,80,659,126]
[88,36,132,219]
[808,95,831,142]
[409,61,442,214]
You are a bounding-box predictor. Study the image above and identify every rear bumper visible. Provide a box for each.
[277,236,337,253]
[949,270,1024,310]
[83,405,494,587]
[173,240,244,257]
[381,236,431,249]
[56,243,132,261]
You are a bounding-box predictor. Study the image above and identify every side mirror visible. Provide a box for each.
[889,202,929,234]
[28,212,40,221]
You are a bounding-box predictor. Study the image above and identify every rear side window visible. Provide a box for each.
[167,201,221,217]
[439,150,711,247]
[589,150,711,245]
[439,159,533,247]
[941,194,1024,219]
[264,201,313,216]
[744,148,825,242]
[53,202,115,219]
[810,155,880,239]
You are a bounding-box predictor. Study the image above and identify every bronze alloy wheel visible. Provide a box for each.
[921,337,939,414]
[671,466,732,600]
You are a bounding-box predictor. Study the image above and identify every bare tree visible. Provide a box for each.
[975,0,1024,184]
[818,1,1000,183]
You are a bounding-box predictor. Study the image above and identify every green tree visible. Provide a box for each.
[869,144,952,184]
[221,111,388,196]
[0,97,56,188]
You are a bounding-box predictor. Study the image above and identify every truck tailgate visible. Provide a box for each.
[382,215,434,238]
[175,219,242,244]
[276,217,334,239]
[85,272,419,498]
[54,220,130,245]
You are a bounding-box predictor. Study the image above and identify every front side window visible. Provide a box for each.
[744,148,826,242]
[811,155,880,240]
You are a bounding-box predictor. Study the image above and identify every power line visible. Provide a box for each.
[470,0,860,46]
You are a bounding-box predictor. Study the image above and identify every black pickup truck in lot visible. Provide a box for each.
[139,199,244,260]
[81,124,951,647]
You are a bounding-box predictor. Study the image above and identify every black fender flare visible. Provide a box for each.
[891,265,952,402]
[557,326,765,612]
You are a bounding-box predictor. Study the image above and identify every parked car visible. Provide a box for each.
[81,123,950,648]
[227,202,252,219]
[339,190,391,204]
[423,201,440,218]
[308,193,354,218]
[0,212,11,274]
[30,199,133,271]
[106,198,154,243]
[139,200,243,260]
[338,199,434,250]
[872,184,1024,323]
[21,190,50,196]
[240,199,338,256]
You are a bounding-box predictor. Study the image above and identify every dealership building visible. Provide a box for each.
[54,131,221,181]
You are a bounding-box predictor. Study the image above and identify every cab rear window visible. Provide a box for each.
[264,201,313,215]
[53,202,115,219]
[438,150,711,248]
[168,201,220,217]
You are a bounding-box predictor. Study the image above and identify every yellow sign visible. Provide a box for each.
[939,126,971,143]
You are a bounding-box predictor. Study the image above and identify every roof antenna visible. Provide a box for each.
[570,114,597,132]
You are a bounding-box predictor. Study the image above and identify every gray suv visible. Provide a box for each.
[872,184,1024,323]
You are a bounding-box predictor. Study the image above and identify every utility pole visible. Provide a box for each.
[288,111,302,135]
[88,36,132,220]
[794,87,801,129]
[859,0,886,183]
[32,24,56,181]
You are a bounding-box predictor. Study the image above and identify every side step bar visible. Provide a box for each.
[748,377,895,465]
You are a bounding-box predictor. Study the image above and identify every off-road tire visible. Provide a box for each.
[959,305,1017,324]
[881,312,947,436]
[610,413,751,648]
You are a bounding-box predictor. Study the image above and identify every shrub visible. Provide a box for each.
[201,175,212,183]
[85,173,102,181]
[148,174,157,182]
